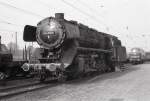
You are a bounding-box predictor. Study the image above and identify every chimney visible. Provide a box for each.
[55,13,64,19]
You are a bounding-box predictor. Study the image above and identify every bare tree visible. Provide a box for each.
[7,42,24,60]
[7,42,19,54]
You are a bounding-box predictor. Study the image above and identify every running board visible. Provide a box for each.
[77,47,112,53]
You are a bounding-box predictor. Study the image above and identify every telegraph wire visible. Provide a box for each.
[0,1,44,18]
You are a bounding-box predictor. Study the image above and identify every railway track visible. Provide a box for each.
[0,79,59,99]
[0,63,131,99]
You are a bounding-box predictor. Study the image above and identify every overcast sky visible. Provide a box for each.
[0,0,150,52]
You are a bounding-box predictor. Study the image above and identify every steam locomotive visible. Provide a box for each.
[22,13,127,81]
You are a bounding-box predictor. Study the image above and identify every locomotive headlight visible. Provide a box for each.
[36,18,65,49]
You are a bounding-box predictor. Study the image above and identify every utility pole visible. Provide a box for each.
[15,32,18,52]
[25,45,27,61]
[23,48,24,60]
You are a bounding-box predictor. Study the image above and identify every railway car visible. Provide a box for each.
[22,13,127,81]
[145,52,150,61]
[129,48,145,64]
[0,36,27,80]
[0,36,13,80]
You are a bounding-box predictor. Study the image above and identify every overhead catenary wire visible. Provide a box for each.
[0,14,17,21]
[73,0,133,46]
[0,0,117,34]
[34,0,106,31]
[61,0,108,29]
[36,0,122,36]
[0,15,25,27]
[35,0,54,9]
[0,1,44,18]
[0,29,20,32]
[71,0,111,31]
[75,0,125,35]
[77,0,105,20]
[61,0,123,36]
[0,20,24,27]
[68,0,112,32]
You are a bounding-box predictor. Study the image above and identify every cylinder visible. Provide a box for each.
[55,13,64,19]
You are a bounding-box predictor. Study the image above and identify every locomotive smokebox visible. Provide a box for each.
[55,13,64,19]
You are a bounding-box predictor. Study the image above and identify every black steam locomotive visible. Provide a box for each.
[22,13,127,81]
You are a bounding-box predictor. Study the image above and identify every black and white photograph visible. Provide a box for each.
[0,0,150,101]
